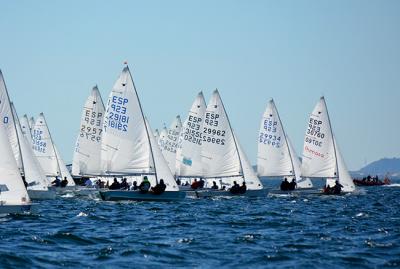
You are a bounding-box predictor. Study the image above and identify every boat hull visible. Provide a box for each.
[186,189,266,198]
[99,190,186,201]
[268,188,320,196]
[353,179,390,186]
[27,189,56,200]
[0,204,34,214]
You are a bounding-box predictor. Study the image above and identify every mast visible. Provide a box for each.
[40,113,63,178]
[217,89,245,182]
[126,66,158,184]
[322,96,339,179]
[272,99,296,178]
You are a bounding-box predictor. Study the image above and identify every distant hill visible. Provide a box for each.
[352,157,400,178]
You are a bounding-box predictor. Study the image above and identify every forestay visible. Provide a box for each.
[72,86,105,176]
[101,67,154,175]
[158,115,182,174]
[176,92,206,178]
[201,90,242,178]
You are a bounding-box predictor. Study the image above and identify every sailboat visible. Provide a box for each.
[72,86,105,179]
[193,90,264,197]
[99,66,184,201]
[0,70,54,200]
[11,104,55,199]
[158,115,182,175]
[32,113,76,189]
[301,97,355,194]
[257,99,313,192]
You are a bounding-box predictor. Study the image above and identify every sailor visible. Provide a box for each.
[239,181,247,194]
[280,178,290,191]
[131,181,139,190]
[323,184,332,194]
[60,177,69,188]
[333,180,343,194]
[84,178,93,187]
[191,178,200,189]
[211,181,218,189]
[289,178,297,191]
[198,178,205,188]
[139,176,151,193]
[52,176,61,187]
[151,179,166,195]
[176,178,181,186]
[109,177,120,190]
[120,178,129,190]
[229,181,240,194]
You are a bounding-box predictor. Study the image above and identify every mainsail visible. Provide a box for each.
[176,92,206,178]
[72,86,105,176]
[257,99,312,188]
[158,115,182,174]
[101,67,154,175]
[100,66,179,192]
[201,90,242,178]
[301,97,355,192]
[0,70,23,174]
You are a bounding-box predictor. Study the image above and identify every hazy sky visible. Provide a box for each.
[1,0,399,170]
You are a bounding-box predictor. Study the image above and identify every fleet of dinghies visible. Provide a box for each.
[0,65,359,213]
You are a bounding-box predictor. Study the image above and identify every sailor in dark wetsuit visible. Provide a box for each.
[288,178,297,191]
[109,178,120,190]
[332,180,343,194]
[239,181,247,194]
[151,179,166,195]
[211,181,218,189]
[229,181,241,194]
[280,178,290,191]
[60,177,69,188]
[52,176,61,187]
[120,178,129,190]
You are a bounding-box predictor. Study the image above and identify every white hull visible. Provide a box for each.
[27,189,56,200]
[186,189,266,198]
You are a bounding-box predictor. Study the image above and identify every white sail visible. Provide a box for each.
[0,123,30,205]
[0,70,23,174]
[158,127,168,150]
[72,86,105,176]
[326,139,355,192]
[20,114,33,142]
[201,90,242,178]
[301,97,337,178]
[146,119,179,191]
[158,115,182,174]
[287,137,313,189]
[257,99,294,177]
[235,134,263,190]
[101,67,154,175]
[55,146,75,186]
[11,103,49,191]
[32,113,60,177]
[176,92,206,177]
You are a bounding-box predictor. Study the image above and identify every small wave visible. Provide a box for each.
[61,193,75,198]
[77,212,88,217]
[384,183,400,187]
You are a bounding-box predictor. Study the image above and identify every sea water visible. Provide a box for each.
[0,179,399,268]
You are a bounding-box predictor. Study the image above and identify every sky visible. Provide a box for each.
[0,0,399,170]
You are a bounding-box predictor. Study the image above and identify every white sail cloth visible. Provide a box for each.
[72,86,105,176]
[158,115,182,174]
[301,97,355,192]
[176,92,206,178]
